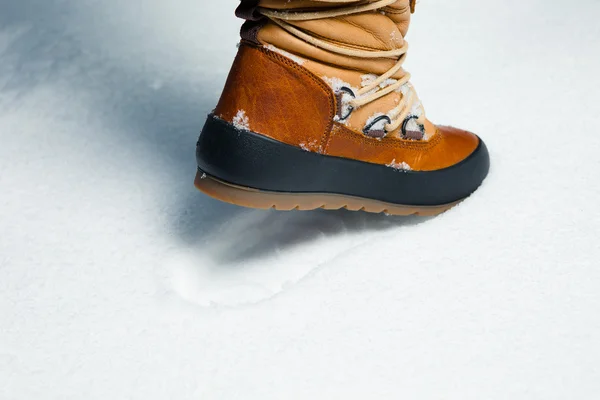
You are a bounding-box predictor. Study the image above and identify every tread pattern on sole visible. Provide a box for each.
[195,171,462,217]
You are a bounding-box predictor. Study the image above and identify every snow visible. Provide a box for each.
[1,0,600,399]
[232,109,250,130]
[361,73,398,90]
[299,139,320,153]
[322,76,356,123]
[387,159,412,172]
[365,111,388,132]
[265,44,306,65]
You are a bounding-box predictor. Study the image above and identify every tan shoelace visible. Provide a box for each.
[259,0,423,134]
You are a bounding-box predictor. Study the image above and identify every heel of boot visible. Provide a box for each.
[212,43,335,151]
[195,114,309,192]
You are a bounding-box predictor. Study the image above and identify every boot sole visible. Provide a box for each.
[195,115,489,214]
[195,171,462,216]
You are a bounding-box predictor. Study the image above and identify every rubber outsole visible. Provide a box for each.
[196,115,490,208]
[195,115,489,215]
[195,171,463,216]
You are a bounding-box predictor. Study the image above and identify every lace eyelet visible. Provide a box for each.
[363,115,391,139]
[336,86,356,121]
[401,115,425,140]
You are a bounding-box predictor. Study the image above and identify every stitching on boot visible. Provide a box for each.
[331,122,442,151]
[252,44,336,153]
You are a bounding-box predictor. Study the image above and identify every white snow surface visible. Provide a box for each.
[1,0,600,399]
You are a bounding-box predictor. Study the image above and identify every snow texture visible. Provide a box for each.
[232,109,250,130]
[404,117,422,133]
[1,0,600,399]
[299,139,320,153]
[265,44,305,65]
[365,112,388,132]
[322,76,356,122]
[387,159,412,172]
[361,73,398,90]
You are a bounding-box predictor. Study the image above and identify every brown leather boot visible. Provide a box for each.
[195,0,489,216]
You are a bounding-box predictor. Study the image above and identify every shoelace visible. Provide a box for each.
[258,0,423,134]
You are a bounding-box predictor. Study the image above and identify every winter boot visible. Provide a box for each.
[195,0,489,216]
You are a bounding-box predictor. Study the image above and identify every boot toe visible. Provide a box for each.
[436,125,490,199]
[431,125,482,170]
